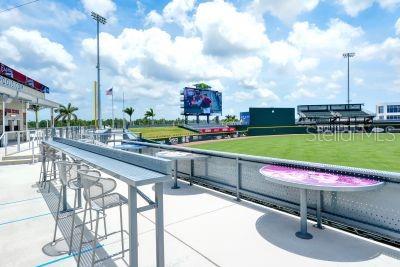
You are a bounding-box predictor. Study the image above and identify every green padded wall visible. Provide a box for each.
[249,108,295,127]
[248,126,316,136]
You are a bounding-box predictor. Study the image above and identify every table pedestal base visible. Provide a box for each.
[295,231,313,239]
[313,224,325,230]
[297,188,313,240]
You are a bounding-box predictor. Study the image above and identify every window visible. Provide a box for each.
[387,115,400,120]
[387,105,400,113]
[378,106,384,114]
[379,116,384,120]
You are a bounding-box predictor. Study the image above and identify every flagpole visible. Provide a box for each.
[112,89,115,128]
[122,91,125,129]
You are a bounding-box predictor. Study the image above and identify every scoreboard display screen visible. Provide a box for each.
[182,87,222,115]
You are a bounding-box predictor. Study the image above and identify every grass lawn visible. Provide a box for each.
[189,133,400,172]
[130,126,195,139]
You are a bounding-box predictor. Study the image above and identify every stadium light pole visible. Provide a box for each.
[91,11,107,128]
[343,52,355,105]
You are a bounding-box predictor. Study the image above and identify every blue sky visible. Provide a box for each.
[0,0,399,121]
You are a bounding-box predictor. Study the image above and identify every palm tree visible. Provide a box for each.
[31,105,41,129]
[55,103,78,127]
[223,115,238,123]
[123,107,134,128]
[144,108,155,124]
[194,83,211,89]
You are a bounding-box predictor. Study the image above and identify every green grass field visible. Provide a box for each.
[130,126,195,139]
[189,133,400,172]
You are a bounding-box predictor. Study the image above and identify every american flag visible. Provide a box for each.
[106,87,113,95]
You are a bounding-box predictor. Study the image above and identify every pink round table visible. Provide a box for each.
[259,165,384,239]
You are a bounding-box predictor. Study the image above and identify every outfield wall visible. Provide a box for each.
[248,125,316,136]
[148,131,246,145]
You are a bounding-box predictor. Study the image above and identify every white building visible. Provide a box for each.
[376,102,400,121]
[1,67,59,140]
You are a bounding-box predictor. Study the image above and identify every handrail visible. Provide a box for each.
[125,140,400,182]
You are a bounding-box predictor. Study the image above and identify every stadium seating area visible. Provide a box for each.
[297,104,374,131]
[337,110,372,118]
[299,111,334,118]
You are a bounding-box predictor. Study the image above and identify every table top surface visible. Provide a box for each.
[259,165,384,192]
[156,150,205,160]
[44,140,169,186]
[114,144,145,150]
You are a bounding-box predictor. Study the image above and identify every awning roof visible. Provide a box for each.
[0,82,60,109]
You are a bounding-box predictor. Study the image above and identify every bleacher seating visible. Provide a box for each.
[337,110,373,118]
[300,111,334,118]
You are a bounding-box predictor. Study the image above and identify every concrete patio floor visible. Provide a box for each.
[1,163,400,267]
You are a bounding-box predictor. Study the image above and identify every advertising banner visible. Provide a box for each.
[0,62,49,93]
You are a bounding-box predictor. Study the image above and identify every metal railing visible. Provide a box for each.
[0,126,85,159]
[78,129,140,147]
[123,140,400,246]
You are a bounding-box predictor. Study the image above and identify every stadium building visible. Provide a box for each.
[297,104,374,132]
[0,63,59,140]
[376,102,400,121]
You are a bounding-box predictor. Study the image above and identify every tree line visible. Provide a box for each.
[29,102,238,129]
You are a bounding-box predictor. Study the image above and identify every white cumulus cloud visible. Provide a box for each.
[288,19,364,58]
[194,0,269,56]
[336,0,400,17]
[0,26,75,71]
[249,0,319,23]
[81,0,116,17]
[285,88,316,101]
[146,0,195,33]
[81,27,231,98]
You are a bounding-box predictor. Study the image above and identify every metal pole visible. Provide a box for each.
[96,20,102,129]
[129,185,138,267]
[314,190,324,229]
[189,159,194,186]
[17,131,20,152]
[31,135,34,163]
[112,90,115,129]
[155,182,165,267]
[122,91,125,129]
[25,102,28,141]
[347,56,350,105]
[236,158,241,201]
[295,189,313,239]
[2,97,5,147]
[4,133,7,156]
[171,160,180,189]
[61,153,68,211]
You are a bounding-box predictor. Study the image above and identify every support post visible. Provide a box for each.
[129,185,138,267]
[31,134,35,163]
[41,145,46,185]
[295,189,312,239]
[236,158,241,201]
[77,163,82,208]
[155,182,165,267]
[171,160,180,189]
[61,153,68,211]
[314,190,324,229]
[189,159,194,186]
[17,131,20,152]
[2,97,5,147]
